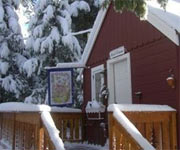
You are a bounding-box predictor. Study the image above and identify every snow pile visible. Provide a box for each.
[51,106,81,113]
[108,104,156,150]
[41,111,65,150]
[0,139,12,150]
[64,141,109,150]
[85,101,105,113]
[108,104,176,112]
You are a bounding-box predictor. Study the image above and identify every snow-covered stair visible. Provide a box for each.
[64,142,108,150]
[66,146,99,150]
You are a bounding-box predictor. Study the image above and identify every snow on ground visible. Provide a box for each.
[0,139,11,150]
[65,141,109,150]
[0,141,109,150]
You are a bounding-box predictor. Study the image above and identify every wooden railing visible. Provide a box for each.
[0,111,83,150]
[124,111,177,150]
[108,104,177,150]
[0,112,41,150]
[52,112,83,142]
[108,113,143,150]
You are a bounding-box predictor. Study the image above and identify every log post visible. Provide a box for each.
[108,112,114,150]
[170,112,177,150]
[12,113,16,150]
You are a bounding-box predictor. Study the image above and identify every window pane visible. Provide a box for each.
[95,72,102,102]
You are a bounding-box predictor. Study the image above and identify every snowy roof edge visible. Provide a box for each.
[45,61,85,69]
[81,7,109,65]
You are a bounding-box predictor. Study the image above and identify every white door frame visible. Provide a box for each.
[107,53,132,104]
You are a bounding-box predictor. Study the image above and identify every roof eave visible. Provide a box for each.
[81,7,109,65]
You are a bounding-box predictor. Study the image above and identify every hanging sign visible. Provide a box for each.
[48,68,73,106]
[109,46,126,59]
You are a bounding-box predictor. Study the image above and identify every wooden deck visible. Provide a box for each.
[0,104,178,150]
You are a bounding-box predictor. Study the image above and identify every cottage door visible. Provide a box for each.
[107,53,132,104]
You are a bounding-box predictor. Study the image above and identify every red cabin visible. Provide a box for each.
[81,1,180,147]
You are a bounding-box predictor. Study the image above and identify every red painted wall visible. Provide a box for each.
[83,4,180,146]
[131,38,178,107]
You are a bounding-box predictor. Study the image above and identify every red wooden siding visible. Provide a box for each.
[131,38,178,108]
[86,4,163,66]
[83,4,180,147]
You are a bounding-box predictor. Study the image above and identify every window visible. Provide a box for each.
[91,64,104,102]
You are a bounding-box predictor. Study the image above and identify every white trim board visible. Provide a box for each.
[81,8,109,65]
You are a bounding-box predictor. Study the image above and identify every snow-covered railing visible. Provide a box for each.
[40,111,65,150]
[0,102,83,150]
[108,104,177,150]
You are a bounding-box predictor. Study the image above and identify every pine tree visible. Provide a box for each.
[0,0,29,102]
[23,0,91,104]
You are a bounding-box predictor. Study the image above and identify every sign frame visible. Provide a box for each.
[48,68,74,107]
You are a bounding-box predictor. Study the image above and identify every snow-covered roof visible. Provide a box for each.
[80,0,180,66]
[108,104,176,112]
[45,62,85,69]
[0,102,82,113]
[147,0,180,45]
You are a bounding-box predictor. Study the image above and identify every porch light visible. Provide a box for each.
[166,74,175,89]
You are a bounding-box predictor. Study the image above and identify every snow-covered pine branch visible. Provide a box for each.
[71,28,92,36]
[23,0,92,104]
[0,0,29,102]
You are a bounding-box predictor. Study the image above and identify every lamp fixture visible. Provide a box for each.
[166,69,175,89]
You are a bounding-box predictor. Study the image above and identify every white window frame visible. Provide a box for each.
[91,64,104,101]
